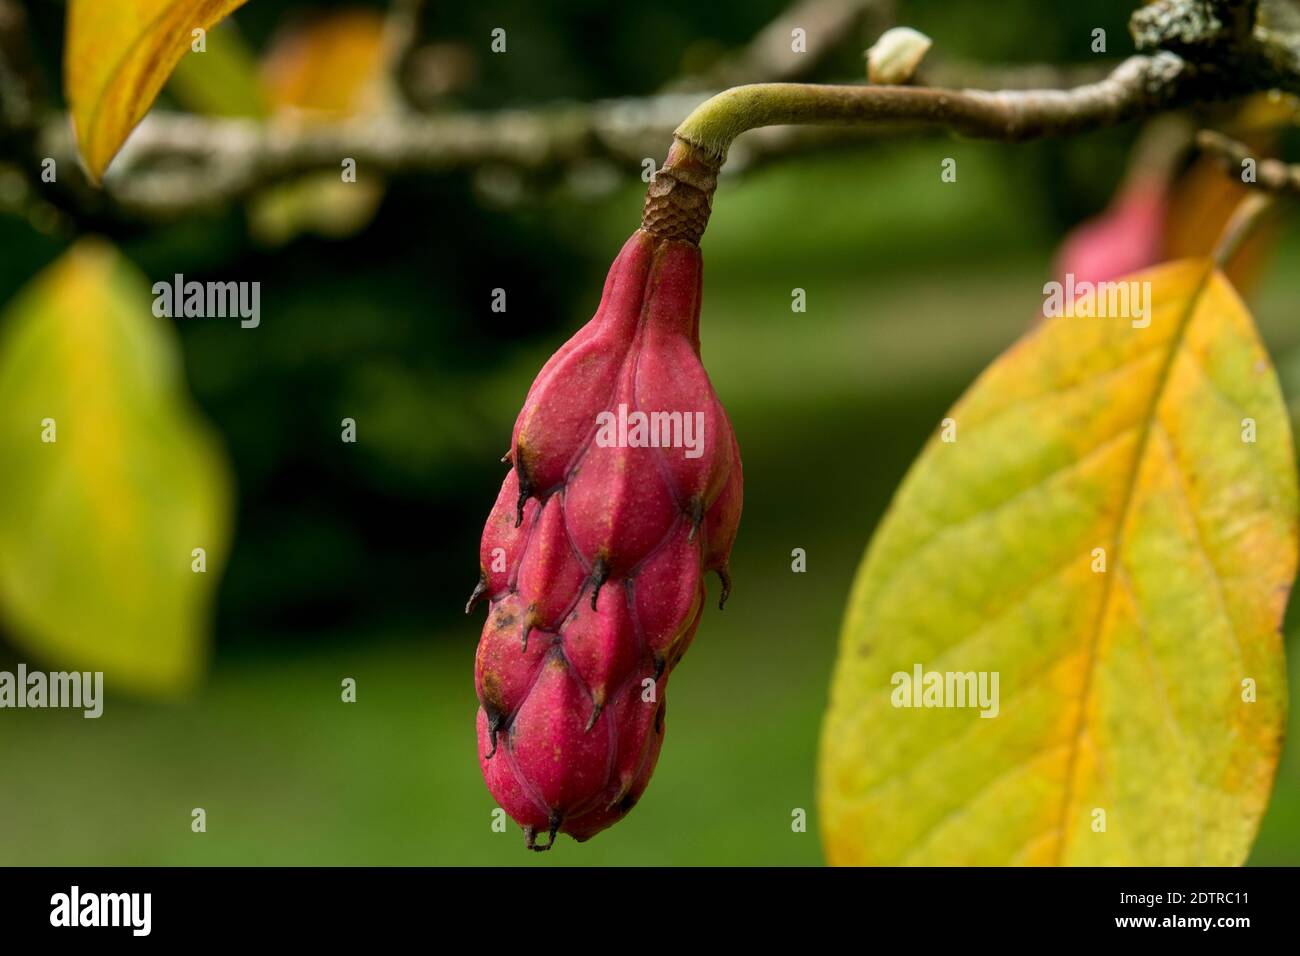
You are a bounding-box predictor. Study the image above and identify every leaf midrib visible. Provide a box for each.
[1051,261,1216,865]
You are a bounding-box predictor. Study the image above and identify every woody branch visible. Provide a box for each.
[2,0,1300,223]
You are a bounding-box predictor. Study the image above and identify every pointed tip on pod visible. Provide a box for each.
[585,700,603,733]
[514,462,533,528]
[686,498,705,542]
[524,811,562,851]
[485,709,503,759]
[465,571,489,615]
[715,566,731,610]
[588,556,609,611]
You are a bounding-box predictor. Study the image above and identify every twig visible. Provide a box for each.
[1213,189,1276,266]
[22,0,1300,226]
[85,94,708,217]
[914,59,1112,92]
[639,0,1300,244]
[51,88,924,218]
[672,54,1199,163]
[31,51,1231,220]
[668,0,890,91]
[671,0,1300,165]
[72,43,1236,221]
[30,0,895,219]
[1197,128,1300,193]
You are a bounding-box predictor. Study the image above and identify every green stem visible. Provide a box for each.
[672,55,1184,163]
[641,55,1204,245]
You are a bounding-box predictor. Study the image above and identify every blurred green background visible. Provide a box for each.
[2,0,1298,864]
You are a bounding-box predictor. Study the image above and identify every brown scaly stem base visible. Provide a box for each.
[641,138,721,246]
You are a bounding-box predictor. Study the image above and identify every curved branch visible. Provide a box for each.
[640,53,1222,244]
[1197,128,1300,193]
[672,54,1198,163]
[27,0,1300,227]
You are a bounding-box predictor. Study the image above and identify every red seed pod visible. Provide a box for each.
[467,225,741,849]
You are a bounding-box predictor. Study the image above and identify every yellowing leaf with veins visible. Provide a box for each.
[66,0,250,181]
[0,240,232,696]
[819,259,1296,865]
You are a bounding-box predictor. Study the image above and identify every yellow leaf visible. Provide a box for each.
[260,9,391,121]
[0,240,233,696]
[819,260,1296,865]
[66,0,250,182]
[248,9,393,244]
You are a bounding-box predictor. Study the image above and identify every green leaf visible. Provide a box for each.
[819,259,1297,865]
[166,22,268,119]
[0,240,233,696]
